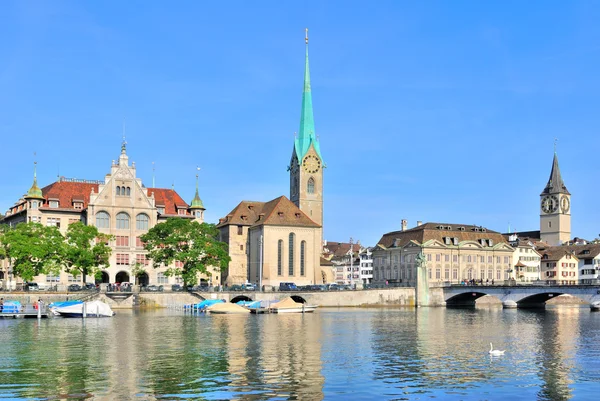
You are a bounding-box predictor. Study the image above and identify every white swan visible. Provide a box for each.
[489,343,505,356]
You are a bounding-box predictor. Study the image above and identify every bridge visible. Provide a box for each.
[441,284,600,309]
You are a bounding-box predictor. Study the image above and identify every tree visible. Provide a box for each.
[0,223,65,282]
[63,222,113,284]
[141,218,230,285]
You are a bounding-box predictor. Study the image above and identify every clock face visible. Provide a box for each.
[560,195,570,213]
[541,195,559,214]
[302,154,321,173]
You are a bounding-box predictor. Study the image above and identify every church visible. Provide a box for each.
[217,31,326,288]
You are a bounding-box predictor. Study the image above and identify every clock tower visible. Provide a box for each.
[540,151,571,245]
[290,29,323,227]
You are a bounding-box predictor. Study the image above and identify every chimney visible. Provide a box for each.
[417,221,423,227]
[401,219,408,231]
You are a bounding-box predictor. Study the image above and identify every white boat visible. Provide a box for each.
[53,300,115,318]
[206,302,250,314]
[268,297,318,313]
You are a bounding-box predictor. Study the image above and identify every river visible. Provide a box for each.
[0,306,599,400]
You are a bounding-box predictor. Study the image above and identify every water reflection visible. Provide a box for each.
[0,307,598,400]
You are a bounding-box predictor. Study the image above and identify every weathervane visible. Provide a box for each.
[554,137,558,153]
[305,28,308,44]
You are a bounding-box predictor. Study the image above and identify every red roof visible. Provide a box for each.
[147,188,189,215]
[37,181,188,215]
[41,181,99,209]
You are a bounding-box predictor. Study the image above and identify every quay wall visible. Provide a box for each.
[1,288,450,308]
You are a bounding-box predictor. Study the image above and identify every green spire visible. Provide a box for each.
[294,28,322,161]
[190,167,205,209]
[26,161,44,199]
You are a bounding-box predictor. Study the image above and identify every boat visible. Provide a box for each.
[48,300,83,316]
[53,300,115,318]
[268,297,318,313]
[206,302,250,314]
[185,299,225,312]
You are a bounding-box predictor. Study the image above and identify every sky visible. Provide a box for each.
[1,1,600,246]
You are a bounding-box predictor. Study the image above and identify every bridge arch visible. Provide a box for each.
[231,295,253,303]
[445,291,500,307]
[291,295,307,304]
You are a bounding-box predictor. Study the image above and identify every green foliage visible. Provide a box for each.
[140,218,230,285]
[63,222,113,283]
[0,223,65,281]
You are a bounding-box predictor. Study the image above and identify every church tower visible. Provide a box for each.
[540,150,571,245]
[289,29,323,226]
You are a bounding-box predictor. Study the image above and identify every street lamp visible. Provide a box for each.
[349,237,354,288]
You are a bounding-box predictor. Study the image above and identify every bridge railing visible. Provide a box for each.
[439,279,600,288]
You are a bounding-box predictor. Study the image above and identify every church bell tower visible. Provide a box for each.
[540,149,571,245]
[289,28,323,227]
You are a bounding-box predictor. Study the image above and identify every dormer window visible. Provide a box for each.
[488,239,494,246]
[49,200,59,208]
[278,212,284,217]
[74,202,83,210]
[295,213,301,219]
[453,237,459,245]
[157,206,165,214]
[178,209,186,216]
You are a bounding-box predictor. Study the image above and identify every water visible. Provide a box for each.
[0,306,599,400]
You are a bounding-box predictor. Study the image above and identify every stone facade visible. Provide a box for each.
[372,223,514,286]
[0,145,213,288]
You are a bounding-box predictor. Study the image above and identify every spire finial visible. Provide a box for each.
[554,137,558,153]
[152,161,155,188]
[305,28,308,44]
[121,121,127,154]
[196,166,201,190]
[33,151,37,179]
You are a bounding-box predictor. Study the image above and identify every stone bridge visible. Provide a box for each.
[441,285,600,309]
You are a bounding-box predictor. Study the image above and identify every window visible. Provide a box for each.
[436,254,441,262]
[116,254,129,265]
[277,240,283,275]
[96,212,110,229]
[240,244,244,251]
[74,202,83,210]
[157,272,169,284]
[307,177,315,194]
[136,214,149,230]
[496,270,501,280]
[68,274,82,283]
[49,200,59,208]
[445,255,450,262]
[453,255,458,263]
[68,218,80,225]
[452,269,458,279]
[289,233,295,276]
[237,225,243,235]
[178,209,186,215]
[136,254,149,266]
[427,254,432,262]
[116,236,129,247]
[31,201,38,209]
[300,240,306,276]
[116,212,130,230]
[46,218,61,228]
[136,237,145,248]
[126,187,131,196]
[157,207,165,214]
[496,257,501,264]
[46,273,60,283]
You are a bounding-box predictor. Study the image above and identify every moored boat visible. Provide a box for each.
[53,300,114,318]
[206,302,250,314]
[268,297,318,313]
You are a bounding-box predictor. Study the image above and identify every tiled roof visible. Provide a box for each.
[376,222,509,249]
[541,153,570,195]
[539,247,579,262]
[320,257,334,266]
[217,196,320,228]
[147,188,189,216]
[539,243,600,261]
[323,241,361,258]
[40,181,99,210]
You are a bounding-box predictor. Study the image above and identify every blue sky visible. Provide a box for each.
[1,1,600,246]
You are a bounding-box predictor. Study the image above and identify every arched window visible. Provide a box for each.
[136,213,149,230]
[126,187,131,196]
[307,177,315,194]
[96,211,110,229]
[277,240,283,275]
[116,186,121,196]
[300,240,306,276]
[288,233,295,276]
[116,212,130,230]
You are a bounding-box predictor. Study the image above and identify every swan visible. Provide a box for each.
[489,343,505,356]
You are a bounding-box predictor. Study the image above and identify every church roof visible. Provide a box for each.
[217,196,320,228]
[376,223,509,249]
[541,152,569,195]
[293,32,322,162]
